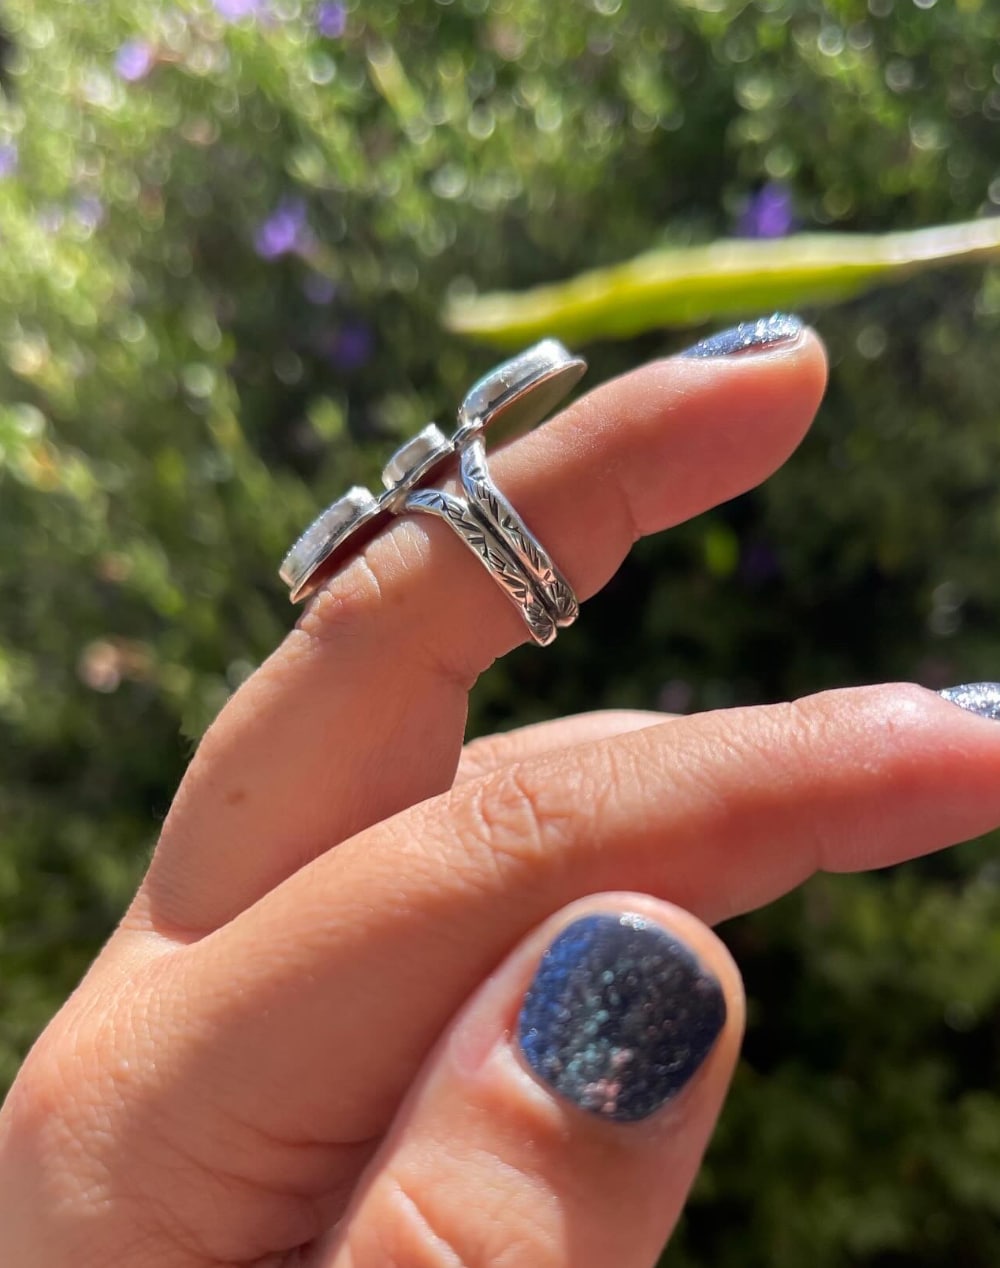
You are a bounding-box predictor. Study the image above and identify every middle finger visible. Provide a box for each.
[175,683,1000,1161]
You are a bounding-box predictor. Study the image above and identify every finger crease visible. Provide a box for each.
[388,1176,469,1268]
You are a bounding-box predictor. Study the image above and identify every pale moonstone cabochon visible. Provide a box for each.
[280,485,380,599]
[457,338,587,437]
[381,423,452,491]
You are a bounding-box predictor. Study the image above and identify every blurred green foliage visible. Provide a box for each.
[2,1,1000,1265]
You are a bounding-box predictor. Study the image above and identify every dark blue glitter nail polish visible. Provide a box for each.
[517,912,726,1123]
[681,312,803,359]
[939,682,1000,721]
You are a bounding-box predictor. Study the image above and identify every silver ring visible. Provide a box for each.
[279,340,587,644]
[404,483,559,646]
[458,438,579,629]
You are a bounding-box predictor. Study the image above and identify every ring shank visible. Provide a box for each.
[459,439,578,628]
[404,484,559,646]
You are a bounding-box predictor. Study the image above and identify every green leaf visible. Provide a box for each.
[444,219,1000,346]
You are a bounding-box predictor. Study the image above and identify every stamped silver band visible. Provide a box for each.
[404,484,558,646]
[459,438,579,629]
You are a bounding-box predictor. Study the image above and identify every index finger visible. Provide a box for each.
[152,683,1000,1180]
[138,320,827,935]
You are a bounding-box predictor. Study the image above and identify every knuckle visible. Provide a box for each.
[6,1016,107,1148]
[2,1044,71,1166]
[457,761,584,880]
[0,1015,126,1236]
[6,1037,67,1123]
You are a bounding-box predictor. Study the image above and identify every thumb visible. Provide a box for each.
[321,894,745,1268]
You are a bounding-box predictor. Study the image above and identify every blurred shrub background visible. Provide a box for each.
[3,0,1000,1264]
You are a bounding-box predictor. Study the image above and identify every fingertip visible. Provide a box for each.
[787,326,830,420]
[801,323,830,378]
[331,894,745,1268]
[631,322,830,523]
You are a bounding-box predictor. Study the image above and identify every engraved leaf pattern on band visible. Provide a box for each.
[405,488,556,644]
[461,441,579,626]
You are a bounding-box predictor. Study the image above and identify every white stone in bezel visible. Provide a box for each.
[457,339,586,435]
[381,423,452,491]
[280,485,379,594]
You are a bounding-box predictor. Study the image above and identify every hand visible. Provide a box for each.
[5,324,1000,1268]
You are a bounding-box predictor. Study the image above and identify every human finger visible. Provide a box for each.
[321,895,742,1268]
[455,709,670,784]
[141,322,826,934]
[171,684,1000,1166]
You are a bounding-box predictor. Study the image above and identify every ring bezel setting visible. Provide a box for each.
[380,424,454,508]
[453,338,587,447]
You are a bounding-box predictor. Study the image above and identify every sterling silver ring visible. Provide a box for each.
[279,340,586,645]
[457,439,579,630]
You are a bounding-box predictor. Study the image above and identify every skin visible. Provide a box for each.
[4,330,1000,1267]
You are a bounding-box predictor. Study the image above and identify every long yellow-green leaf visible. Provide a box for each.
[444,219,1000,346]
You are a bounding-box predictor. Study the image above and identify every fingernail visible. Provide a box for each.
[517,912,726,1122]
[939,682,1000,721]
[681,312,803,359]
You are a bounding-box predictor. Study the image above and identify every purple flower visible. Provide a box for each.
[114,40,154,82]
[737,182,795,239]
[213,0,264,20]
[0,141,17,179]
[317,2,347,37]
[254,198,309,259]
[328,320,374,371]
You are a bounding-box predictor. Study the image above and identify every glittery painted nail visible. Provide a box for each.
[681,312,803,359]
[517,912,726,1123]
[939,682,1000,721]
